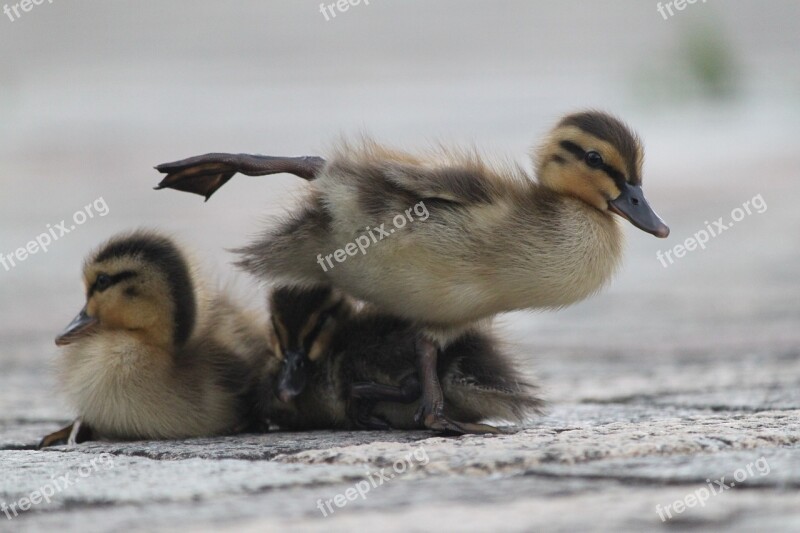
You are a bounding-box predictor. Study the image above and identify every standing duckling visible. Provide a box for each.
[39,230,269,447]
[155,110,668,433]
[259,286,542,432]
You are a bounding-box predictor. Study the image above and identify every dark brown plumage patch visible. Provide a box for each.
[342,160,495,220]
[88,270,138,297]
[429,167,494,203]
[389,164,494,204]
[352,164,417,219]
[270,286,333,352]
[94,233,196,346]
[559,112,641,184]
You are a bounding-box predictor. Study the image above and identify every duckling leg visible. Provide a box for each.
[38,419,94,449]
[38,424,73,449]
[414,338,500,435]
[155,153,326,201]
[349,375,421,429]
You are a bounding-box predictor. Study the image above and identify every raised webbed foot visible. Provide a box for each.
[155,153,325,200]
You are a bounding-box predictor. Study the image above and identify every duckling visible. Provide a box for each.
[259,286,542,431]
[39,230,270,447]
[155,110,669,433]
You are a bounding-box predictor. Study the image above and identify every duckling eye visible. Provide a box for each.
[95,274,112,292]
[584,151,603,168]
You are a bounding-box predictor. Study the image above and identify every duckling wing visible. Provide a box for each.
[381,163,495,205]
[155,153,326,201]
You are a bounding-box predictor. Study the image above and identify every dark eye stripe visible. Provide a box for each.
[600,163,627,190]
[559,140,628,189]
[559,140,585,159]
[89,271,138,296]
[301,299,343,353]
[302,316,327,353]
[272,315,288,351]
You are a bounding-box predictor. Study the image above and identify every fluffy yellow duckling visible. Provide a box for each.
[39,230,269,447]
[155,110,668,433]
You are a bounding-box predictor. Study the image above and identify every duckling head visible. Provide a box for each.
[268,286,348,402]
[55,231,196,351]
[535,111,669,238]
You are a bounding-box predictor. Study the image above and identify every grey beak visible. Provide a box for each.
[55,306,99,346]
[609,183,670,238]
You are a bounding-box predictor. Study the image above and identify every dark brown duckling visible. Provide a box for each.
[259,286,542,432]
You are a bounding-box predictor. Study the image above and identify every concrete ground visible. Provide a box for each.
[1,2,799,531]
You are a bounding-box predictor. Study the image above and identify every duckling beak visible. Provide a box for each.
[278,350,308,403]
[55,306,99,346]
[608,184,670,238]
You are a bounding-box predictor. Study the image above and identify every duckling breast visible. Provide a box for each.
[58,332,237,440]
[498,196,626,310]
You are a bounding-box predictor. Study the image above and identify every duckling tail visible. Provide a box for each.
[441,332,544,424]
[233,197,332,285]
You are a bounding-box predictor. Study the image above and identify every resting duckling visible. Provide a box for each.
[39,230,269,447]
[259,286,542,432]
[155,110,668,433]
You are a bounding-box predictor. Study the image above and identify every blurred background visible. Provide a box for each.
[1,1,798,414]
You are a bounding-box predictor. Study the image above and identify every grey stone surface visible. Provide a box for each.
[2,395,798,531]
